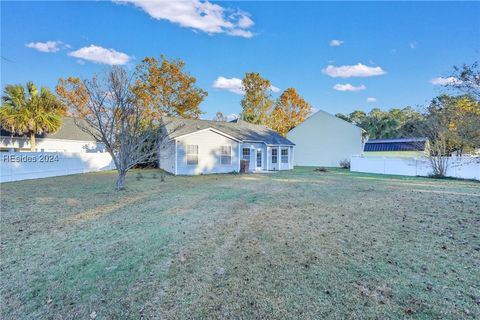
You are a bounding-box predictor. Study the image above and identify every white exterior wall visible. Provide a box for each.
[1,152,115,183]
[159,130,295,175]
[266,145,294,171]
[287,110,364,167]
[0,136,104,153]
[279,146,294,170]
[158,140,176,174]
[351,155,480,180]
[240,142,267,171]
[266,146,277,171]
[175,129,240,175]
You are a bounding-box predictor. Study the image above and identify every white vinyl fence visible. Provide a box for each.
[350,155,480,180]
[0,152,115,183]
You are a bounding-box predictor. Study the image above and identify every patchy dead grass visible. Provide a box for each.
[407,188,480,197]
[66,192,151,223]
[1,167,479,319]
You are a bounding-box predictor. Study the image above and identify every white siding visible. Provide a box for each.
[264,145,293,171]
[0,136,104,153]
[287,110,363,167]
[268,146,280,171]
[176,129,240,175]
[1,152,115,183]
[279,146,294,170]
[158,140,176,174]
[240,142,267,171]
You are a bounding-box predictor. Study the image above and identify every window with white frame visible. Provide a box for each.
[186,145,198,165]
[242,148,250,160]
[281,148,289,163]
[271,148,278,164]
[220,146,232,165]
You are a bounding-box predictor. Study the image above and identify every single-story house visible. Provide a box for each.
[159,117,295,175]
[0,117,105,153]
[286,110,365,167]
[363,137,428,157]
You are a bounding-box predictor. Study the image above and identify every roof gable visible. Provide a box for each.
[169,127,241,142]
[288,109,364,134]
[162,117,294,145]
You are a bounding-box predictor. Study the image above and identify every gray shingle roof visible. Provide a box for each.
[364,137,427,152]
[366,137,427,143]
[162,117,295,146]
[0,117,96,141]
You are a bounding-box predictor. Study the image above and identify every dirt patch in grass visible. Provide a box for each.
[66,192,151,223]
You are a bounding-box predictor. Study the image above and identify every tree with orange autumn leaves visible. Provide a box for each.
[239,72,312,136]
[132,56,207,119]
[56,57,207,189]
[268,87,312,136]
[240,72,274,125]
[57,56,207,121]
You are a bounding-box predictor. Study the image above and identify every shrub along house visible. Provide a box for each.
[159,117,295,175]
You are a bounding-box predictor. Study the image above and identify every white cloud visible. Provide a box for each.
[117,0,254,38]
[68,45,131,65]
[367,97,377,103]
[213,76,280,94]
[430,77,462,86]
[270,85,280,93]
[329,39,344,47]
[212,77,244,94]
[322,63,386,78]
[26,41,63,53]
[333,83,366,92]
[226,113,238,121]
[226,28,254,38]
[409,42,417,49]
[237,15,254,29]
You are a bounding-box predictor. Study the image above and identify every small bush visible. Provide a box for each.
[152,173,158,179]
[339,159,350,169]
[427,173,447,179]
[136,172,144,181]
[314,167,328,172]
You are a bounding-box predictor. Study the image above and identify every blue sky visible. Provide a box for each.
[1,1,479,120]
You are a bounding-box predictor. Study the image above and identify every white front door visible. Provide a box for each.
[256,149,262,170]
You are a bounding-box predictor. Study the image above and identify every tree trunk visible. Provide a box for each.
[116,170,126,191]
[30,134,36,152]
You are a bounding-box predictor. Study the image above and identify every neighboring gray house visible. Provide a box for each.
[0,117,105,153]
[159,117,295,175]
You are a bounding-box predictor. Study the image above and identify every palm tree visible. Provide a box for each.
[0,82,65,151]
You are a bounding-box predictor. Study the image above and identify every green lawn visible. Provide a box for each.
[1,168,479,319]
